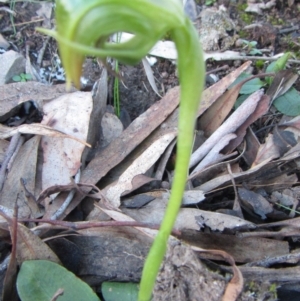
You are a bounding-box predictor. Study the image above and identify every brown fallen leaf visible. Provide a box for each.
[252,133,280,167]
[198,139,300,194]
[0,123,90,146]
[241,128,260,166]
[190,89,267,171]
[182,230,289,263]
[192,133,237,173]
[195,210,256,231]
[266,69,298,102]
[43,61,254,220]
[41,91,93,192]
[222,94,270,154]
[43,86,181,219]
[103,132,176,208]
[14,222,60,264]
[2,207,18,301]
[192,247,244,301]
[197,61,252,118]
[0,82,76,122]
[199,74,249,137]
[0,136,41,219]
[238,188,273,220]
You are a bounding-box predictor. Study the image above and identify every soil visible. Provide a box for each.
[0,1,299,118]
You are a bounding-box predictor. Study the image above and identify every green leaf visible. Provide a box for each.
[102,282,139,301]
[235,94,250,109]
[12,75,22,82]
[17,260,100,301]
[229,73,265,94]
[24,73,33,80]
[249,48,262,55]
[266,52,291,85]
[266,52,291,74]
[273,87,300,116]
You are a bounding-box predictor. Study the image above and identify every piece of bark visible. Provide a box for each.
[181,230,289,263]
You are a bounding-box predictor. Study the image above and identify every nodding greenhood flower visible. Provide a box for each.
[39,0,205,300]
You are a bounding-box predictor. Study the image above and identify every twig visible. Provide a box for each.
[0,134,22,191]
[206,65,229,75]
[7,135,24,171]
[217,55,300,65]
[18,218,181,236]
[227,163,243,218]
[50,169,81,220]
[244,252,300,268]
[0,7,16,16]
[13,18,45,27]
[37,35,51,67]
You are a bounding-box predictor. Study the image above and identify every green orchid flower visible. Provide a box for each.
[39,0,205,300]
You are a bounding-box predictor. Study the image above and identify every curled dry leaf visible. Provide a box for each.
[0,124,90,146]
[192,133,237,174]
[190,89,265,171]
[252,133,280,167]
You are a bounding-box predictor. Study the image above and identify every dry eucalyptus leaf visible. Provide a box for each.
[12,223,60,264]
[0,136,41,218]
[238,188,273,220]
[267,69,298,101]
[99,111,124,149]
[252,133,280,167]
[99,207,158,239]
[182,230,289,263]
[190,89,265,170]
[0,139,9,164]
[123,196,204,232]
[44,63,252,220]
[0,82,76,122]
[195,210,256,231]
[125,207,203,231]
[199,78,246,137]
[0,124,89,145]
[192,133,237,174]
[40,91,92,191]
[104,132,176,208]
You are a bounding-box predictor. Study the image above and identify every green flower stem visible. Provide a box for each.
[39,1,205,299]
[139,20,204,301]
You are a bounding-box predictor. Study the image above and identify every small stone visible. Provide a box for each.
[0,50,26,85]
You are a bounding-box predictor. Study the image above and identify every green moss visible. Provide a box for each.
[268,15,285,26]
[238,30,248,39]
[255,60,265,70]
[237,3,247,11]
[281,35,300,59]
[240,12,254,25]
[269,283,278,300]
[236,3,255,25]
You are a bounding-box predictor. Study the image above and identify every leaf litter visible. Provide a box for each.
[1,2,300,300]
[1,56,300,300]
